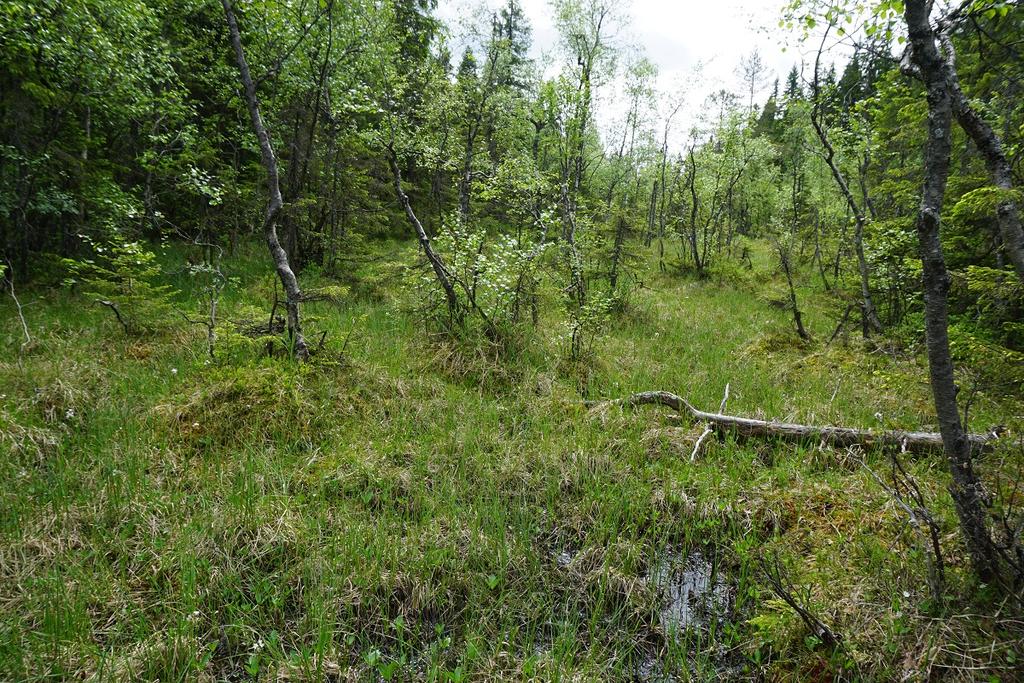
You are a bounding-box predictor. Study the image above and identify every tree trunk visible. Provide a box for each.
[778,242,811,341]
[458,118,479,225]
[810,34,883,335]
[646,179,657,248]
[609,213,626,291]
[585,390,997,455]
[904,0,998,582]
[386,145,461,321]
[936,32,1024,283]
[222,0,309,359]
[686,147,702,273]
[530,118,544,163]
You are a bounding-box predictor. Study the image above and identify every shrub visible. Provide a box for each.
[415,217,548,337]
[64,236,176,334]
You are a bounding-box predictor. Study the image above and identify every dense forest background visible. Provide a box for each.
[3,0,1023,377]
[2,0,1024,680]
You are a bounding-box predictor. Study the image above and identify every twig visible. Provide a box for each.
[341,320,359,354]
[760,553,842,649]
[691,383,730,462]
[829,378,842,406]
[177,308,217,359]
[96,299,129,334]
[690,426,714,462]
[5,260,31,355]
[860,449,946,601]
[828,302,855,345]
[268,285,279,334]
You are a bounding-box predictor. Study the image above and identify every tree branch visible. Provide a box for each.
[586,390,1000,455]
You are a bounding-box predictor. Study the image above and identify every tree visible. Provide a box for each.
[494,0,533,91]
[680,109,772,276]
[784,64,804,102]
[935,12,1024,283]
[456,46,484,223]
[222,0,309,359]
[651,89,685,270]
[0,0,183,278]
[755,78,781,138]
[552,0,619,349]
[603,55,655,292]
[810,24,884,335]
[737,49,771,117]
[902,0,999,583]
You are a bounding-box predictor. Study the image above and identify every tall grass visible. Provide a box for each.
[1,240,1021,681]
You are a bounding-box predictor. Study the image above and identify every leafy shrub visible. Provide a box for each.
[416,217,548,337]
[64,237,176,334]
[948,322,1024,393]
[865,217,920,325]
[951,265,1024,350]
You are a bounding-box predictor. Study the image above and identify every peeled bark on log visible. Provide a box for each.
[586,390,998,456]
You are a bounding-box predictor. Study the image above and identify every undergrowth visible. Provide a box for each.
[1,241,1022,681]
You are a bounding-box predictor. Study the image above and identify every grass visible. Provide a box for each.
[1,239,1022,681]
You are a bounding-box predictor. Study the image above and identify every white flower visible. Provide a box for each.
[171,368,178,375]
[65,408,75,419]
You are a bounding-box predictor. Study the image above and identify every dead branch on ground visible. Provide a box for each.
[585,390,1000,455]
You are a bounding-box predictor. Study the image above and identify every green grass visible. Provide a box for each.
[1,240,1022,681]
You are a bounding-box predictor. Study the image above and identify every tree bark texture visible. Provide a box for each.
[904,0,998,582]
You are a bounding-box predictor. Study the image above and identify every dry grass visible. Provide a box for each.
[1,244,1022,681]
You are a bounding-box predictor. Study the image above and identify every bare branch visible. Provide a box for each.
[586,390,1000,455]
[4,260,31,355]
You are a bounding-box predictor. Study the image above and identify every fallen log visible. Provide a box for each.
[585,391,999,455]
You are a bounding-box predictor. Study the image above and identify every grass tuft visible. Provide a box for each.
[1,240,1022,680]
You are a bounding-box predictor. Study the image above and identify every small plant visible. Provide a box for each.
[564,289,613,393]
[179,258,228,359]
[417,216,549,338]
[64,235,176,334]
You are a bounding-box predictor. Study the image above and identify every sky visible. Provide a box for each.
[435,0,815,150]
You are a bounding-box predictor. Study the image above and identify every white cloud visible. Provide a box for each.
[436,0,835,152]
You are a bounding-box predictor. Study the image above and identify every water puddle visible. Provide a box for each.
[545,541,735,681]
[631,549,736,681]
[647,549,731,632]
[634,653,672,682]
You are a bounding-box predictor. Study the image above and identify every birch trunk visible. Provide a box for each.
[904,0,998,582]
[937,32,1024,283]
[222,0,309,359]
